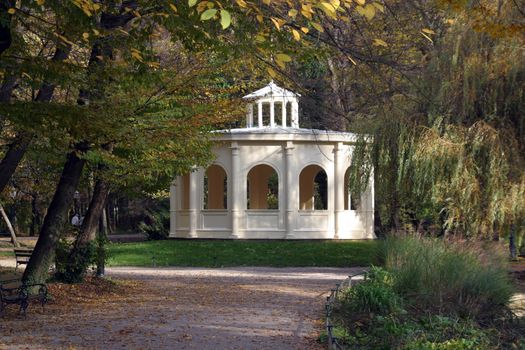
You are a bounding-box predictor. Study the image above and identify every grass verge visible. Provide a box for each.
[106,239,379,267]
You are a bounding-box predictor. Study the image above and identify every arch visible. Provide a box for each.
[203,164,227,209]
[247,164,279,209]
[299,164,328,210]
[344,167,360,210]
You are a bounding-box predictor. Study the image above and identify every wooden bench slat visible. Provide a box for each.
[13,248,34,270]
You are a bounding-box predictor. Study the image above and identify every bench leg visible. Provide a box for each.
[19,299,28,317]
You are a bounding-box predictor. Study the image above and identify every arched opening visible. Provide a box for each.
[344,167,360,210]
[203,164,227,209]
[247,164,279,209]
[181,174,190,210]
[299,165,328,210]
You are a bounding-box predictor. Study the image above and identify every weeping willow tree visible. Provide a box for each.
[346,1,525,245]
[414,121,524,238]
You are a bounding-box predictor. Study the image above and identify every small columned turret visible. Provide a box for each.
[243,81,300,128]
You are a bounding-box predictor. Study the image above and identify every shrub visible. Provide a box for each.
[55,238,97,283]
[332,235,521,349]
[341,266,403,315]
[139,200,170,240]
[381,236,514,320]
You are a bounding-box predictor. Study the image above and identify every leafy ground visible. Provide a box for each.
[106,240,380,267]
[0,267,360,349]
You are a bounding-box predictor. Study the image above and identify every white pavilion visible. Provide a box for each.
[169,82,375,239]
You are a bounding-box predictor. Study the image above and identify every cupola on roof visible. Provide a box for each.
[242,81,300,100]
[242,81,300,129]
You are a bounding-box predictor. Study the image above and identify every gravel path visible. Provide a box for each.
[0,265,363,350]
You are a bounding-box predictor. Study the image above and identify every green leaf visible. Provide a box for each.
[220,10,231,29]
[267,67,277,78]
[188,0,198,7]
[201,9,217,21]
[319,2,336,19]
[276,53,292,62]
[356,4,375,20]
[372,38,388,47]
[311,22,324,32]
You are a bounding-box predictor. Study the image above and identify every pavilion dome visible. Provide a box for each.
[242,81,300,100]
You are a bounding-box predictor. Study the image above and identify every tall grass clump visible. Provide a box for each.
[382,235,514,319]
[337,266,403,319]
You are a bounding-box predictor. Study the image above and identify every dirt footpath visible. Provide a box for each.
[0,266,363,350]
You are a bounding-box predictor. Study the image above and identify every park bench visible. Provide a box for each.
[0,278,48,316]
[14,248,33,271]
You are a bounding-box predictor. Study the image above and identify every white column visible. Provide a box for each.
[169,179,177,237]
[230,142,241,238]
[291,100,299,127]
[334,142,344,239]
[246,103,253,127]
[282,101,287,127]
[257,101,263,127]
[284,141,296,238]
[270,100,275,127]
[188,170,198,238]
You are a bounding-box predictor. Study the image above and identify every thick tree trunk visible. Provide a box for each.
[0,131,34,193]
[0,203,18,247]
[77,178,110,246]
[65,142,112,279]
[0,47,70,195]
[63,177,109,281]
[22,143,88,284]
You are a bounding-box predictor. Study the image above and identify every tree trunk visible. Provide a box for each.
[96,205,109,277]
[0,46,70,195]
[76,178,110,247]
[326,57,348,131]
[0,131,34,194]
[509,224,517,260]
[22,143,88,284]
[63,176,110,282]
[0,203,18,247]
[105,200,113,234]
[0,75,17,102]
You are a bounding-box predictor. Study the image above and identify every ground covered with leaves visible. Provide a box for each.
[0,266,362,349]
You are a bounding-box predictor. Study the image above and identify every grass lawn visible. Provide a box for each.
[106,239,380,267]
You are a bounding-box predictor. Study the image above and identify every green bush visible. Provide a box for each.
[55,238,97,283]
[381,236,514,319]
[139,200,170,240]
[338,266,403,316]
[331,236,522,349]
